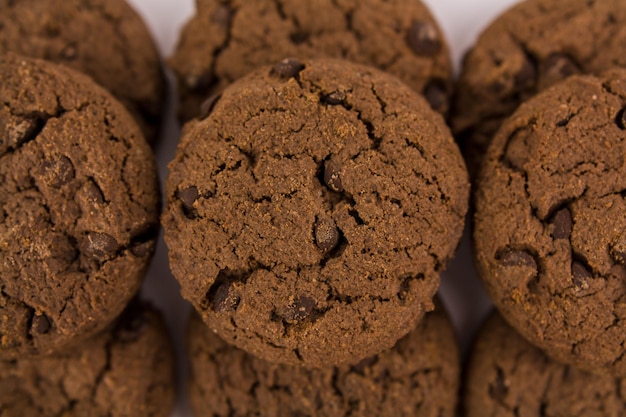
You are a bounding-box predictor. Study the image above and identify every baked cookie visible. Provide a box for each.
[452,0,626,175]
[474,69,626,375]
[465,312,626,417]
[170,0,452,121]
[0,301,175,417]
[188,301,460,417]
[0,0,165,143]
[163,58,469,367]
[0,54,160,358]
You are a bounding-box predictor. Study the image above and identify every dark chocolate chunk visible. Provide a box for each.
[80,232,119,260]
[514,57,537,88]
[489,367,508,401]
[284,296,316,321]
[33,314,51,334]
[43,156,75,188]
[423,81,447,112]
[617,108,626,130]
[571,261,591,288]
[552,208,572,240]
[315,218,340,252]
[84,179,105,204]
[212,282,240,313]
[499,249,537,269]
[273,58,305,79]
[406,21,441,57]
[323,159,343,192]
[178,186,199,211]
[322,91,346,105]
[542,54,579,78]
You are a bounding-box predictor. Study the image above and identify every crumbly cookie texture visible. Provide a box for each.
[188,302,460,417]
[474,69,626,375]
[465,313,626,417]
[170,0,452,121]
[452,0,626,175]
[0,302,175,417]
[0,0,165,143]
[163,58,469,368]
[0,54,160,358]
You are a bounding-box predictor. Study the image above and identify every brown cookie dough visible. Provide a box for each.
[163,58,469,368]
[465,312,626,417]
[0,0,166,143]
[0,54,160,358]
[0,301,175,417]
[474,69,626,375]
[188,302,460,417]
[170,0,452,122]
[452,0,626,175]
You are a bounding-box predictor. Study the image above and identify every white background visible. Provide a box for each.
[127,0,521,415]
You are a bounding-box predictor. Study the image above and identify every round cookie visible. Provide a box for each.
[452,0,626,175]
[0,0,165,143]
[188,302,460,417]
[0,301,175,417]
[163,58,469,367]
[0,54,160,358]
[465,312,626,417]
[170,0,452,122]
[474,69,626,375]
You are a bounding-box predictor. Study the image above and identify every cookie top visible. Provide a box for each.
[0,54,160,358]
[0,301,175,417]
[188,302,460,417]
[452,0,626,175]
[0,0,165,143]
[163,58,469,368]
[170,0,452,122]
[474,69,626,375]
[465,312,626,417]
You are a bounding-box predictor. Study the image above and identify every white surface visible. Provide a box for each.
[127,1,522,415]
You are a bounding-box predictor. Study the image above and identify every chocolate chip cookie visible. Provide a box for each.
[474,69,626,375]
[170,0,452,122]
[465,312,626,417]
[188,301,460,417]
[163,58,469,368]
[452,0,626,175]
[0,54,160,358]
[0,0,166,143]
[0,301,175,417]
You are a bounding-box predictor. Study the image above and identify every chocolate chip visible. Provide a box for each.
[130,241,153,258]
[178,186,199,211]
[406,21,441,57]
[552,208,572,240]
[289,31,310,45]
[514,57,537,88]
[273,58,305,79]
[211,281,240,313]
[43,156,75,188]
[542,54,579,79]
[33,314,51,334]
[423,81,447,112]
[322,91,346,105]
[211,4,232,28]
[572,261,591,288]
[80,232,119,260]
[315,218,340,252]
[284,296,316,321]
[616,108,626,130]
[185,72,214,91]
[117,312,147,342]
[498,249,537,269]
[84,178,105,204]
[489,368,508,401]
[323,159,343,192]
[7,117,42,148]
[198,94,221,121]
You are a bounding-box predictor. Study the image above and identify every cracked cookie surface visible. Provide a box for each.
[163,58,469,368]
[170,0,452,122]
[0,54,160,359]
[188,301,459,417]
[0,0,165,143]
[0,302,175,417]
[474,69,626,375]
[451,0,626,175]
[465,312,626,417]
